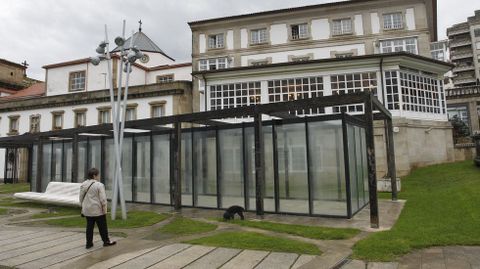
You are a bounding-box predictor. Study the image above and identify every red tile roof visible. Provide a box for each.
[0,82,45,101]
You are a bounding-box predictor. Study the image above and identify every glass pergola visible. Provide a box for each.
[0,92,396,226]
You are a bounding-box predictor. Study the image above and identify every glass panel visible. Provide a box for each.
[308,120,347,216]
[122,137,133,201]
[52,142,63,182]
[64,142,73,182]
[354,126,365,209]
[135,135,151,203]
[153,134,170,204]
[360,128,369,207]
[244,126,274,212]
[31,145,37,192]
[193,130,217,208]
[244,127,256,211]
[181,132,193,206]
[277,123,309,214]
[88,140,102,177]
[104,138,115,199]
[219,128,244,209]
[41,143,52,191]
[347,124,359,213]
[77,141,87,181]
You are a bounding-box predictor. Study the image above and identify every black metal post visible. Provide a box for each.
[192,130,196,206]
[215,128,222,209]
[305,119,313,215]
[254,113,265,215]
[72,134,78,183]
[385,118,398,201]
[172,122,182,210]
[365,93,380,228]
[342,114,352,218]
[272,122,280,213]
[27,146,33,185]
[61,141,65,182]
[132,134,137,202]
[36,139,43,192]
[3,149,7,183]
[241,124,249,210]
[150,133,154,203]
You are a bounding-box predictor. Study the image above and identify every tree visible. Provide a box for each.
[449,115,470,144]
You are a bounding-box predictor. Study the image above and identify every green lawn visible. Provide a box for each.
[224,219,360,240]
[0,208,8,215]
[0,197,79,218]
[157,217,217,236]
[187,231,321,255]
[45,211,170,229]
[0,183,30,194]
[31,207,80,219]
[353,161,480,261]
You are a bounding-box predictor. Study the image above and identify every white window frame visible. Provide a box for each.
[69,71,86,92]
[156,74,174,83]
[9,116,19,134]
[291,23,309,40]
[30,115,40,133]
[250,28,268,44]
[383,12,404,30]
[125,107,136,121]
[151,105,165,118]
[98,109,111,124]
[208,33,224,49]
[380,37,418,54]
[199,58,229,71]
[332,18,353,35]
[75,111,86,127]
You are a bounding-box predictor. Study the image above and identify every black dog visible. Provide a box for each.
[223,205,245,220]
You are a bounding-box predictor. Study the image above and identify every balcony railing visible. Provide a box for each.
[446,86,480,97]
[450,39,473,48]
[453,77,478,86]
[451,51,474,60]
[453,65,476,72]
[447,27,470,36]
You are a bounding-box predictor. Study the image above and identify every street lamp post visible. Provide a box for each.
[90,20,144,220]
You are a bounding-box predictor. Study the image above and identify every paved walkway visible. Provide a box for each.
[0,229,316,269]
[0,196,406,269]
[341,246,480,269]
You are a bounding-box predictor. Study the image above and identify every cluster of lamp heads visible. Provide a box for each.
[90,36,144,73]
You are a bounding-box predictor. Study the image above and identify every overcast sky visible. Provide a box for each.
[1,0,478,80]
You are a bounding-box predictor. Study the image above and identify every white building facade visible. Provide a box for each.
[0,30,193,182]
[189,0,455,176]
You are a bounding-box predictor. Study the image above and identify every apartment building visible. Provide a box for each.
[447,10,480,87]
[444,10,480,137]
[189,0,454,177]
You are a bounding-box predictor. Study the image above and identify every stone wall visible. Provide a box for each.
[453,144,476,161]
[374,117,455,178]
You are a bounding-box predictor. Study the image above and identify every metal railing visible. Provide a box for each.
[445,86,480,97]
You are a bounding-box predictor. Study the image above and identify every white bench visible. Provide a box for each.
[14,182,82,207]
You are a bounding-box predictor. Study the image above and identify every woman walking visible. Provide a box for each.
[79,168,116,249]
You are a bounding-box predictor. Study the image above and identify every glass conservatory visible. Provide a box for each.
[0,92,395,222]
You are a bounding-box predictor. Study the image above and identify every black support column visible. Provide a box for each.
[254,113,265,215]
[36,139,43,192]
[385,118,398,201]
[364,93,379,228]
[172,122,182,210]
[72,134,79,183]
